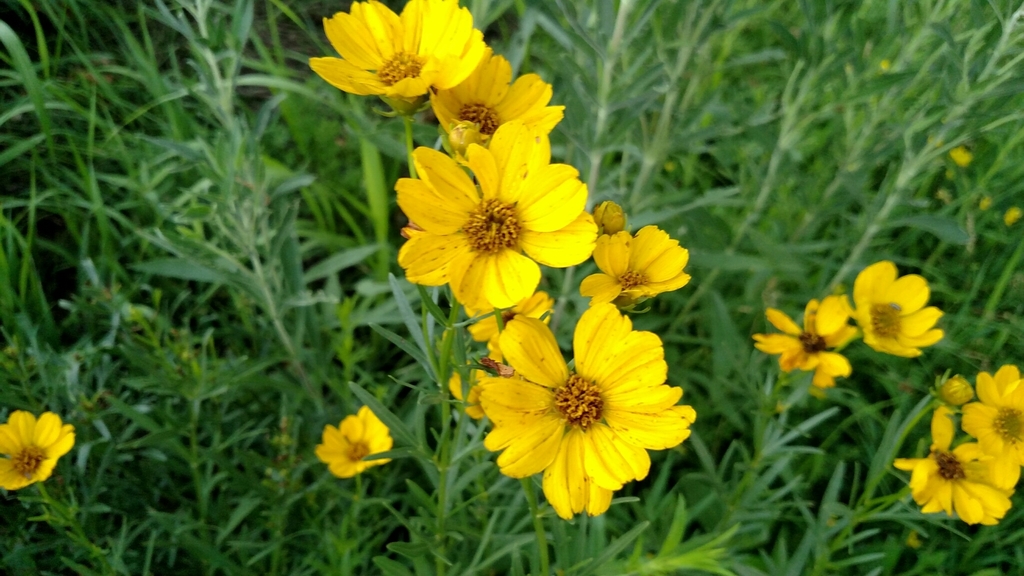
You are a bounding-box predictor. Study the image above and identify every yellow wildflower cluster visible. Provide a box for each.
[753,261,944,389]
[309,0,696,518]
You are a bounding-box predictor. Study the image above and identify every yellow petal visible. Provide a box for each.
[396,179,472,235]
[896,328,943,349]
[931,406,955,451]
[494,73,553,121]
[573,303,633,383]
[579,274,622,305]
[885,274,930,313]
[630,226,689,282]
[519,212,597,268]
[398,232,471,286]
[466,144,500,200]
[0,459,30,491]
[542,429,588,519]
[752,333,801,355]
[483,121,533,203]
[853,261,897,310]
[44,425,75,460]
[816,351,851,378]
[481,250,542,309]
[604,407,693,450]
[586,484,613,517]
[592,331,666,397]
[517,105,565,135]
[517,165,587,232]
[593,232,631,278]
[498,318,569,388]
[765,309,802,336]
[815,295,851,336]
[582,424,650,490]
[0,424,23,455]
[447,251,493,309]
[952,483,984,524]
[8,411,36,445]
[323,13,383,70]
[900,306,942,337]
[32,413,62,449]
[412,147,480,207]
[309,57,387,96]
[495,415,563,477]
[340,413,366,444]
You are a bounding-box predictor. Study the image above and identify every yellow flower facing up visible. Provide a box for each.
[961,365,1024,489]
[894,406,1012,525]
[478,304,696,519]
[0,410,75,491]
[1005,206,1022,227]
[431,50,564,142]
[309,0,486,101]
[397,121,597,309]
[851,261,943,357]
[315,406,393,478]
[949,146,973,168]
[752,296,859,389]
[579,226,691,307]
[466,290,554,354]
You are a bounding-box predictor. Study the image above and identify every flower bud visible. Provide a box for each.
[446,121,485,158]
[593,201,626,235]
[380,94,428,117]
[939,375,974,406]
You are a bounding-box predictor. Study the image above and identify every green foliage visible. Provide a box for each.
[2,0,1024,574]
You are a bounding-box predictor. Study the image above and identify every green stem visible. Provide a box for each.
[521,478,550,575]
[404,115,417,179]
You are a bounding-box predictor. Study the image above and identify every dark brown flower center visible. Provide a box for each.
[347,442,370,462]
[995,408,1022,444]
[463,198,521,253]
[459,103,501,135]
[12,445,45,478]
[619,270,647,290]
[935,451,966,480]
[870,303,902,338]
[799,332,827,353]
[554,374,603,429]
[377,53,424,86]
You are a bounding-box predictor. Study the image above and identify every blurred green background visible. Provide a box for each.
[1,0,1023,574]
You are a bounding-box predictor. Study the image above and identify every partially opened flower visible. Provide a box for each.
[752,296,859,389]
[316,406,393,478]
[961,365,1024,489]
[466,291,554,354]
[432,50,563,142]
[309,0,486,102]
[894,406,1012,525]
[0,410,75,491]
[579,226,691,307]
[397,121,597,309]
[851,261,943,357]
[478,304,696,519]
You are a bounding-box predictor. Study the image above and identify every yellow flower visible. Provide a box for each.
[979,196,993,211]
[938,375,974,406]
[309,0,486,101]
[752,296,859,389]
[879,59,892,72]
[961,365,1024,489]
[449,368,486,420]
[949,146,973,168]
[315,406,393,478]
[431,50,564,141]
[894,406,1012,525]
[478,303,696,519]
[593,201,626,236]
[466,290,554,349]
[0,411,75,491]
[579,226,691,307]
[1005,206,1022,227]
[396,121,597,309]
[851,261,943,357]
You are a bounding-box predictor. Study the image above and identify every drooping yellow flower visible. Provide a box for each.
[466,290,554,352]
[315,406,393,478]
[949,146,973,168]
[579,226,691,307]
[851,261,943,357]
[894,406,1012,525]
[752,296,859,389]
[478,304,696,519]
[431,50,563,142]
[309,0,486,102]
[961,365,1024,489]
[396,121,597,309]
[0,411,75,491]
[1005,206,1022,227]
[938,375,974,406]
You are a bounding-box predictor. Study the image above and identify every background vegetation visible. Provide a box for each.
[2,0,1023,574]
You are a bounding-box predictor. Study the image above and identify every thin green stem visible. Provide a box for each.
[404,115,418,179]
[521,478,550,575]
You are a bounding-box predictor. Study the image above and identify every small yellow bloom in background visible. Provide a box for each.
[592,201,627,236]
[478,304,695,520]
[949,146,973,168]
[879,59,892,71]
[894,406,1013,525]
[851,261,944,357]
[1004,206,1022,227]
[309,0,486,102]
[449,368,487,420]
[579,226,691,307]
[979,196,993,211]
[0,411,75,491]
[315,406,393,478]
[961,365,1024,489]
[466,291,554,353]
[905,530,922,549]
[431,50,563,143]
[752,296,859,389]
[938,375,974,406]
[396,121,597,310]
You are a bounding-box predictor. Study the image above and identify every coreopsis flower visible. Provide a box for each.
[309,0,486,104]
[431,50,563,142]
[593,201,626,235]
[949,146,973,168]
[316,406,393,478]
[396,121,597,309]
[466,291,554,352]
[938,375,974,406]
[0,411,75,491]
[579,226,691,307]
[962,365,1024,489]
[894,406,1012,525]
[478,303,696,519]
[752,296,859,389]
[851,261,943,357]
